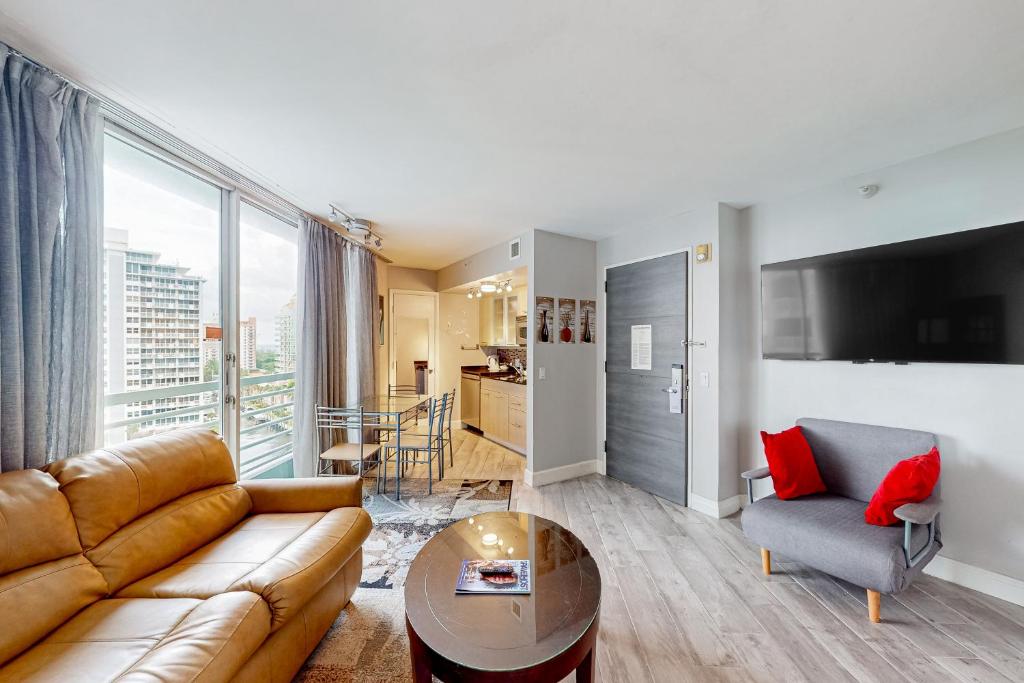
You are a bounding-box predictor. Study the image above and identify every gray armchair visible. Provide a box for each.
[741,418,941,622]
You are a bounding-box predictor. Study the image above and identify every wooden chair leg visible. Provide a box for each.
[867,589,881,623]
[760,548,771,576]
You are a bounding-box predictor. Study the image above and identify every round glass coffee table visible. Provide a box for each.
[404,511,601,682]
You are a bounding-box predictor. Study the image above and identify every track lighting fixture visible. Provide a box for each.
[327,203,383,251]
[504,280,513,292]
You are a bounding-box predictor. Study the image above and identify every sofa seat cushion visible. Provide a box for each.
[741,493,938,594]
[0,592,269,683]
[117,507,372,631]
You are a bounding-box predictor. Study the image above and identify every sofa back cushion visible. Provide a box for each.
[88,483,252,592]
[0,470,108,666]
[45,429,252,592]
[46,428,240,550]
[797,418,938,503]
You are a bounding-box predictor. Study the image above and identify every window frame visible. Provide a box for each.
[101,122,300,477]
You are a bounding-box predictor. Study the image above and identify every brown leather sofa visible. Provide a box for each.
[0,429,372,682]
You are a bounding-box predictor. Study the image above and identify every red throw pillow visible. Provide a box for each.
[865,447,940,526]
[760,426,827,500]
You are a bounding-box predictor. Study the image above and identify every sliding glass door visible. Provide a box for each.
[102,131,299,478]
[238,201,299,477]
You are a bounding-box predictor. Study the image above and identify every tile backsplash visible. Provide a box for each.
[497,347,526,369]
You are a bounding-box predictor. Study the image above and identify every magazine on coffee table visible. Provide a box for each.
[455,560,531,594]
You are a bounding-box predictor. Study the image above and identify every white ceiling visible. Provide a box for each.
[3,1,1024,269]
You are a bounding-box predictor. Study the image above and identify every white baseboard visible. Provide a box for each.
[524,459,599,487]
[925,555,1024,608]
[688,492,745,519]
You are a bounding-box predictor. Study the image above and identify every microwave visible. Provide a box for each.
[515,315,528,346]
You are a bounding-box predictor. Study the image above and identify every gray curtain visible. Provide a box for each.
[294,218,378,477]
[0,44,102,472]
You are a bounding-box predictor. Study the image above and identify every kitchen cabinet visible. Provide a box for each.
[480,378,526,453]
[478,291,524,346]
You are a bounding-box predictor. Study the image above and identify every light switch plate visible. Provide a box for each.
[700,371,710,387]
[538,367,546,380]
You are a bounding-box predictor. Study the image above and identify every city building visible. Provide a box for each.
[103,229,206,444]
[274,296,297,373]
[239,316,257,371]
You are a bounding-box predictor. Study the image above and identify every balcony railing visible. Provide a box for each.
[239,372,295,478]
[104,371,295,479]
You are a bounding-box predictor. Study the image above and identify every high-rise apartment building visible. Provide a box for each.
[240,317,257,371]
[104,229,206,444]
[274,296,297,373]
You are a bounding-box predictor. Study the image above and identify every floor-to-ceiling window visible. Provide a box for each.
[102,130,299,477]
[102,134,222,446]
[238,201,298,477]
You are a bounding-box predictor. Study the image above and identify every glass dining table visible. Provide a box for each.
[341,393,432,500]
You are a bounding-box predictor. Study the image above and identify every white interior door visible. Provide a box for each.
[390,291,438,395]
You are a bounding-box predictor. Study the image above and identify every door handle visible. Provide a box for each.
[662,387,678,394]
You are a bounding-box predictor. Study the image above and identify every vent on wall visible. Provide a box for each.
[509,238,521,261]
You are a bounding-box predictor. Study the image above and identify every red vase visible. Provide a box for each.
[560,321,572,343]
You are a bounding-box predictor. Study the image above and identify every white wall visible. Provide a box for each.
[529,230,597,478]
[388,266,438,292]
[375,258,389,396]
[437,232,531,292]
[595,204,740,508]
[438,292,486,421]
[740,126,1024,584]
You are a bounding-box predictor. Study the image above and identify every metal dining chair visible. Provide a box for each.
[411,387,456,476]
[388,384,419,396]
[389,383,425,423]
[314,406,385,491]
[383,392,447,493]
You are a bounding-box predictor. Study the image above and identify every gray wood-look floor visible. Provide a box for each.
[511,474,1024,683]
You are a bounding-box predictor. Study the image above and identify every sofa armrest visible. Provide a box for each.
[741,466,772,505]
[741,466,771,480]
[240,477,363,514]
[894,495,941,525]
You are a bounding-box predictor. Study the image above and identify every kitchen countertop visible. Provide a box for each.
[461,366,527,385]
[460,365,512,377]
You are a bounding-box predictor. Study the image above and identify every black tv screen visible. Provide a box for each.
[761,221,1024,364]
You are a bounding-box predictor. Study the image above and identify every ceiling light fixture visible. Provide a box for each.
[346,218,372,238]
[504,281,514,293]
[466,289,475,300]
[327,203,383,252]
[475,290,483,299]
[480,281,498,293]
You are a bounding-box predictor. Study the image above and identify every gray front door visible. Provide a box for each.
[605,252,687,504]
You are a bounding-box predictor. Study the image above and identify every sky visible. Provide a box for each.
[104,135,297,346]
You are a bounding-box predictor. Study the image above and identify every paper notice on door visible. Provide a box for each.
[630,325,652,370]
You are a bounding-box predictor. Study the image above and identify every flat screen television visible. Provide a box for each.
[761,221,1024,364]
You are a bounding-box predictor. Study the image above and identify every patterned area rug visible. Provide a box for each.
[294,477,512,682]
